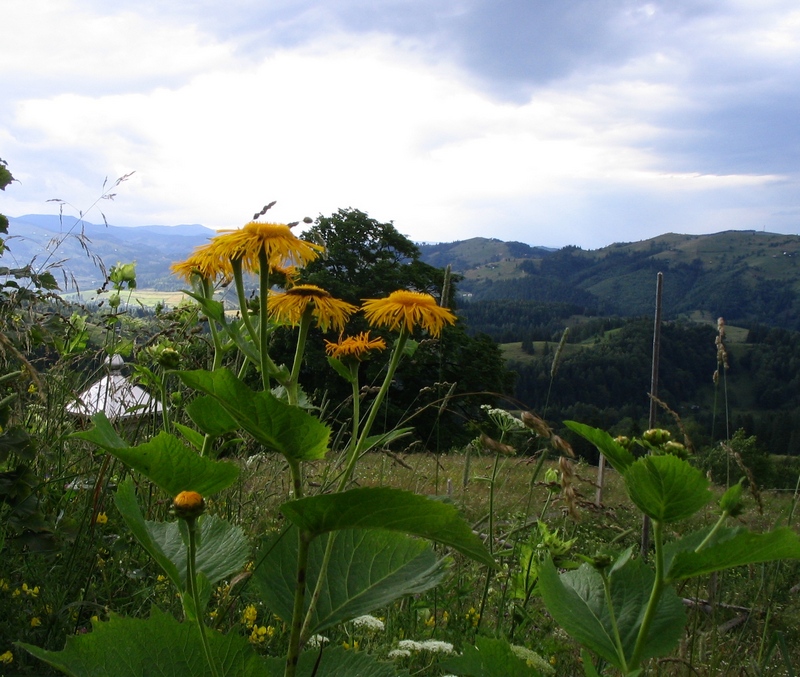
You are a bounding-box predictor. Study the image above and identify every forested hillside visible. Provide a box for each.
[421,230,800,331]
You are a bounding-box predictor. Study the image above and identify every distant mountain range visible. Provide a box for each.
[418,232,800,330]
[3,214,216,290]
[4,215,800,330]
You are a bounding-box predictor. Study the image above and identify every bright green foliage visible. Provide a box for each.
[548,422,800,674]
[74,415,239,496]
[254,527,448,634]
[20,607,274,677]
[441,636,550,676]
[665,526,800,581]
[280,486,496,567]
[564,421,635,472]
[624,454,711,523]
[177,369,331,462]
[538,556,684,670]
[186,395,239,437]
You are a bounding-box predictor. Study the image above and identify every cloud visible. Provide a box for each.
[2,0,800,248]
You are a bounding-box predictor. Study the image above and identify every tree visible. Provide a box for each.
[301,208,448,305]
[283,208,513,447]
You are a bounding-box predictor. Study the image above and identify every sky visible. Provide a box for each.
[2,0,800,250]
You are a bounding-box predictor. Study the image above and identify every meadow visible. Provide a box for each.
[1,206,800,677]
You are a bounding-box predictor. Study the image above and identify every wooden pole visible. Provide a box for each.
[641,272,663,557]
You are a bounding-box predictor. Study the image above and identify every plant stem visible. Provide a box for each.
[285,531,312,677]
[600,570,629,674]
[694,512,728,553]
[186,517,220,677]
[287,307,313,406]
[258,250,271,392]
[629,519,665,670]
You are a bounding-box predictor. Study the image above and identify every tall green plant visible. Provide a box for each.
[21,215,495,677]
[539,422,800,676]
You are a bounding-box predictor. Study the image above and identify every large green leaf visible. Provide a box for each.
[624,454,711,523]
[114,479,182,590]
[186,395,239,437]
[19,607,275,677]
[280,487,495,567]
[564,421,635,473]
[263,646,407,676]
[71,412,128,450]
[666,526,800,581]
[114,480,248,593]
[177,368,330,462]
[538,557,685,669]
[148,515,249,588]
[441,636,551,676]
[254,527,448,633]
[75,417,239,497]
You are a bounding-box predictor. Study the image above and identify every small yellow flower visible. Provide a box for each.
[424,616,436,628]
[324,332,386,361]
[95,512,108,525]
[30,617,42,628]
[0,579,9,592]
[268,284,356,333]
[0,650,13,664]
[242,604,258,628]
[362,290,456,338]
[27,383,37,394]
[342,640,359,651]
[22,583,40,598]
[90,615,99,624]
[172,491,205,519]
[249,625,269,644]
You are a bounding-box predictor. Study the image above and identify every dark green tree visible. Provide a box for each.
[279,207,513,447]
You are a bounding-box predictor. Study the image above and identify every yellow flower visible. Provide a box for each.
[249,625,269,644]
[95,512,108,525]
[0,650,12,664]
[172,491,205,519]
[324,332,386,361]
[171,241,232,283]
[242,604,258,628]
[268,284,356,333]
[342,640,359,651]
[22,583,40,598]
[210,221,323,273]
[30,617,42,628]
[362,290,456,338]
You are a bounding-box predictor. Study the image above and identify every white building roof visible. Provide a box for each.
[66,354,163,420]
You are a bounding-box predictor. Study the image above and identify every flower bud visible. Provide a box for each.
[172,491,205,519]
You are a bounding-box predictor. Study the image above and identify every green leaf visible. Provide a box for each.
[148,515,249,588]
[624,454,711,523]
[19,607,275,677]
[174,423,207,451]
[100,431,238,497]
[254,527,448,633]
[114,479,182,590]
[666,526,800,581]
[71,412,128,450]
[280,486,495,567]
[564,421,635,473]
[327,356,356,383]
[186,395,239,437]
[177,368,330,462]
[538,557,685,669]
[441,635,552,676]
[263,646,406,677]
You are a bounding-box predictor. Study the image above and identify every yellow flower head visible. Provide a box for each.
[242,604,258,627]
[172,491,205,519]
[210,222,323,273]
[95,512,108,525]
[324,332,387,361]
[0,650,13,664]
[171,241,233,283]
[268,284,356,333]
[362,290,456,338]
